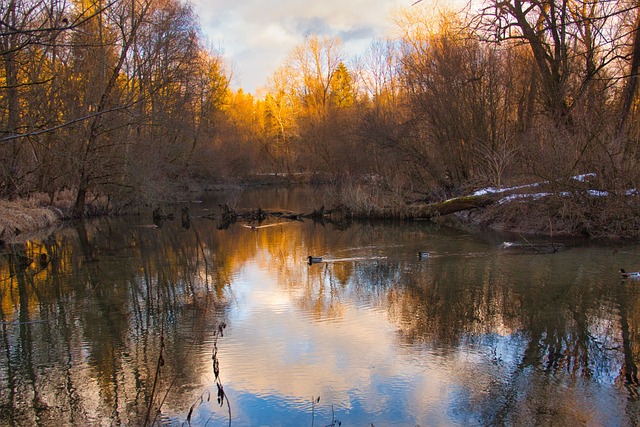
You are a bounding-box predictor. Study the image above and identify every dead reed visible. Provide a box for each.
[0,198,63,242]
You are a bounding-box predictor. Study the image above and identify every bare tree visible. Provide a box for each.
[0,0,74,196]
[289,34,344,120]
[619,2,640,132]
[473,0,622,122]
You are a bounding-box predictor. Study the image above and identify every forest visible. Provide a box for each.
[2,0,640,238]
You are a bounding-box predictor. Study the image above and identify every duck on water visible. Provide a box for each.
[308,256,322,265]
[620,268,640,279]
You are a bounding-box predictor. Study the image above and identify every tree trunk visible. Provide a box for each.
[73,186,87,218]
[1,1,21,197]
[619,8,640,132]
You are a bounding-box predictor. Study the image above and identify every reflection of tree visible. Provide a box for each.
[382,249,639,424]
[0,215,233,424]
[253,216,636,424]
[2,206,639,424]
[616,283,640,399]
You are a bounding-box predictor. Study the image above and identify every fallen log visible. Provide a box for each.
[213,194,498,227]
[421,194,497,217]
[358,194,499,220]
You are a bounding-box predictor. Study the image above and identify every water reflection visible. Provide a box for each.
[0,217,230,426]
[0,187,639,426]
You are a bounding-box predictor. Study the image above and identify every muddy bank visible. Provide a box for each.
[433,195,640,241]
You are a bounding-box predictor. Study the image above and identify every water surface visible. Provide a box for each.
[1,187,639,426]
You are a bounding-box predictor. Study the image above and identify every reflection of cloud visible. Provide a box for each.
[213,259,455,423]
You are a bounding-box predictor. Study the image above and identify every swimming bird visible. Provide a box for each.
[308,256,322,264]
[620,268,640,278]
[418,251,430,258]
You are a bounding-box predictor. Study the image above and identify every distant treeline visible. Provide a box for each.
[2,1,640,217]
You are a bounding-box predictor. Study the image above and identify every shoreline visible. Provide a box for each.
[0,200,67,245]
[2,184,639,244]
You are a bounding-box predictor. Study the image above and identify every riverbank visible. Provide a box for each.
[325,176,640,241]
[0,198,66,244]
[2,178,639,243]
[439,195,640,240]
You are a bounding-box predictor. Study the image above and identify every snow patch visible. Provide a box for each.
[572,173,596,182]
[473,173,637,204]
[587,190,609,197]
[497,192,559,204]
[473,182,542,196]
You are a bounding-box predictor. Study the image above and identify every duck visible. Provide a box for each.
[308,256,322,265]
[620,268,640,279]
[418,251,430,259]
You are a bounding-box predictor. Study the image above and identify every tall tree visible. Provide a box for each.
[475,0,622,122]
[400,7,525,189]
[0,0,73,197]
[264,65,300,173]
[329,62,355,108]
[69,0,150,216]
[619,3,640,133]
[287,34,343,120]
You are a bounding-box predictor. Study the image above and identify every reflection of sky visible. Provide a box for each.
[177,241,637,426]
[4,207,638,426]
[209,254,455,425]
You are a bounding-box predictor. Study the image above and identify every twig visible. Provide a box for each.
[549,217,559,253]
[203,323,230,427]
[311,395,320,427]
[0,106,131,143]
[518,233,540,253]
[153,324,201,426]
[144,322,165,427]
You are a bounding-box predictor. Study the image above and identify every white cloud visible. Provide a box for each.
[189,0,409,94]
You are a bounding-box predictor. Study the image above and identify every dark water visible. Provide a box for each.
[1,187,640,426]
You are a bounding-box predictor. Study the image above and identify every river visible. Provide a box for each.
[1,186,639,426]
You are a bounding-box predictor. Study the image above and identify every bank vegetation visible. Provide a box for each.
[2,1,640,239]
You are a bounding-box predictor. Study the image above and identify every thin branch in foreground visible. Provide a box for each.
[144,322,165,427]
[0,106,130,144]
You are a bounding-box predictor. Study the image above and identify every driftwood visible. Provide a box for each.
[214,204,306,229]
[212,194,499,228]
[501,232,566,254]
[217,204,301,221]
[308,195,497,221]
[309,195,498,220]
[501,241,566,254]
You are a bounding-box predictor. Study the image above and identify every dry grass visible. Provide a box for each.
[0,194,68,242]
[326,176,640,240]
[326,176,410,219]
[469,194,640,240]
[0,190,117,243]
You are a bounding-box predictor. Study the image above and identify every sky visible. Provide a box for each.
[190,0,411,94]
